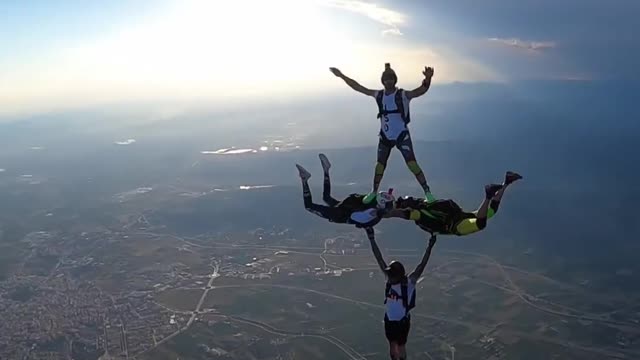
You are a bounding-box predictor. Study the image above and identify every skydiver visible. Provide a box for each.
[367,227,438,360]
[385,171,523,236]
[295,153,394,229]
[329,63,436,203]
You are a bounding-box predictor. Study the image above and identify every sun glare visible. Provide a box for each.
[61,0,353,99]
[0,0,499,116]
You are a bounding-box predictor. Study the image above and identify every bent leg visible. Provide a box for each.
[301,177,313,209]
[298,166,336,219]
[474,196,493,221]
[320,156,340,207]
[322,177,339,206]
[397,132,432,198]
[486,199,500,219]
[484,171,522,218]
[487,179,511,217]
[374,137,393,192]
[303,186,338,220]
[302,184,336,219]
[456,185,499,235]
[296,164,314,209]
[306,202,340,220]
[457,172,522,235]
[483,183,508,219]
[455,216,483,235]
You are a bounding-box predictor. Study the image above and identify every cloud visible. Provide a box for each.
[382,28,403,37]
[0,0,348,117]
[356,44,502,83]
[488,37,556,52]
[115,139,136,145]
[537,74,593,82]
[0,0,501,117]
[556,75,593,82]
[321,0,406,35]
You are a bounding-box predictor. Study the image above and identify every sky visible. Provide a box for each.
[0,0,638,117]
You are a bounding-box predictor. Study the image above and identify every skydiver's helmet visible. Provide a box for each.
[376,188,395,211]
[381,63,398,86]
[385,260,406,281]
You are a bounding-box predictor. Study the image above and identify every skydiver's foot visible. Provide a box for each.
[424,191,436,203]
[505,171,523,185]
[296,164,311,181]
[319,153,331,172]
[363,191,377,204]
[485,183,503,199]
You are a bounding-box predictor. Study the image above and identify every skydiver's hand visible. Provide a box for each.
[329,67,344,78]
[422,66,434,79]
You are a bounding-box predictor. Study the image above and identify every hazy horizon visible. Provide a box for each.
[2,0,638,117]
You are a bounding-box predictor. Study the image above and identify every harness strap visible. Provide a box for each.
[400,278,409,315]
[376,89,409,124]
[384,277,415,318]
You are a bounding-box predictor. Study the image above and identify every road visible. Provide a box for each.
[135,231,423,258]
[433,257,628,321]
[222,314,365,360]
[202,283,638,359]
[444,250,640,329]
[131,263,220,359]
[147,229,639,324]
[131,231,640,358]
[188,263,220,326]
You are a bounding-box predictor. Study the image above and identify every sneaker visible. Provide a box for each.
[319,153,331,172]
[505,171,523,185]
[484,183,503,199]
[363,191,377,204]
[425,191,436,203]
[296,164,311,181]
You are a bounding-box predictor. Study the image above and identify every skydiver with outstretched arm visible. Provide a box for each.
[366,229,438,360]
[385,171,523,236]
[329,64,436,203]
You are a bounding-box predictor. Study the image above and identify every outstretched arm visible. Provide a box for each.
[408,235,437,283]
[405,66,434,100]
[365,227,387,273]
[330,67,377,97]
